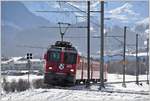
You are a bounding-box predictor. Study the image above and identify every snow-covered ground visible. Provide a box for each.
[1,84,149,101]
[1,70,148,83]
[1,74,43,82]
[1,73,150,101]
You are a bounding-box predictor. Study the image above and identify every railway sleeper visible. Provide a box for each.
[75,79,107,85]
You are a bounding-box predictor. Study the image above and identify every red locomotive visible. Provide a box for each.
[44,41,80,85]
[44,41,108,86]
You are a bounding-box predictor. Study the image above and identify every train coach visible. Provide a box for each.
[44,41,107,86]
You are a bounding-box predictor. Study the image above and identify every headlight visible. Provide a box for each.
[49,67,52,70]
[70,69,74,72]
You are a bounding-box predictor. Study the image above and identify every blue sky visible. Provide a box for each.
[22,1,149,27]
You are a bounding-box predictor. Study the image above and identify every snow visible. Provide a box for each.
[127,52,147,56]
[1,74,43,82]
[108,3,138,21]
[1,57,44,64]
[1,84,149,101]
[136,17,149,25]
[126,52,148,57]
[1,73,149,101]
[109,3,132,15]
[1,72,148,83]
[107,74,148,82]
[11,57,23,62]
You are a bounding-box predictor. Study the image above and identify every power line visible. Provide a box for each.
[63,1,101,27]
[40,26,87,28]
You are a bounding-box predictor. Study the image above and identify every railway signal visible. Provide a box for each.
[27,53,32,59]
[26,53,32,86]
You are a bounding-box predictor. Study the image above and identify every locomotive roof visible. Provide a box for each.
[54,41,72,48]
[47,41,77,53]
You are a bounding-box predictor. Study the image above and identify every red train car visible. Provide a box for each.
[77,58,108,81]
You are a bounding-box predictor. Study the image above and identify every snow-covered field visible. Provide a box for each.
[1,83,149,101]
[1,70,148,83]
[1,73,150,101]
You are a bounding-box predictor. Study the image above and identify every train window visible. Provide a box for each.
[64,52,77,64]
[48,51,60,62]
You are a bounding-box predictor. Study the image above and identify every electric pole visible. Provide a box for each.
[146,38,149,84]
[86,0,90,87]
[136,34,139,85]
[122,26,127,87]
[99,1,105,90]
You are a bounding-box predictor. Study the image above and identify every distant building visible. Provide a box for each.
[1,57,45,75]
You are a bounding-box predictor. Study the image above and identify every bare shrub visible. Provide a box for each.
[9,80,17,92]
[3,82,10,93]
[32,79,48,89]
[16,79,30,92]
[2,78,10,93]
[2,78,30,93]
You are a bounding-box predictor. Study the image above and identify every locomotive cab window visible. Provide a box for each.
[48,51,60,62]
[64,52,77,64]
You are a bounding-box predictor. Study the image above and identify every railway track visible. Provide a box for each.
[75,79,148,85]
[42,84,149,95]
[33,78,149,96]
[101,90,149,95]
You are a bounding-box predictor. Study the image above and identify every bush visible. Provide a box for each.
[16,79,30,92]
[3,82,10,93]
[3,78,50,93]
[9,80,17,92]
[2,78,10,93]
[2,78,30,93]
[32,79,48,89]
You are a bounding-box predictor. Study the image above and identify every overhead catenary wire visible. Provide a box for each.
[36,1,102,27]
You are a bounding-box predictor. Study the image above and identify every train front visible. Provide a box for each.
[44,41,80,85]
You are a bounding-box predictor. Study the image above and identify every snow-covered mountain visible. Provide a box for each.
[134,17,149,37]
[1,1,52,29]
[1,1,148,57]
[1,1,52,57]
[135,17,150,33]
